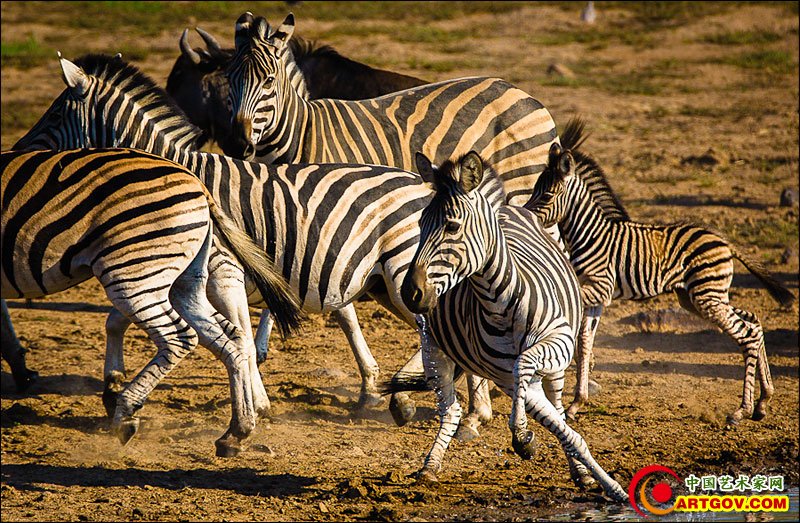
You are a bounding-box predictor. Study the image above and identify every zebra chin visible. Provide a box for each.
[230,116,257,160]
[400,267,437,314]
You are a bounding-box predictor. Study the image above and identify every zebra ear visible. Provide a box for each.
[270,13,295,46]
[557,151,575,180]
[548,142,563,170]
[415,152,436,184]
[58,53,90,96]
[459,151,484,193]
[235,12,255,51]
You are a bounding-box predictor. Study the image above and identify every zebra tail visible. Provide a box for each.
[379,371,430,395]
[378,366,466,395]
[731,246,796,308]
[206,198,307,336]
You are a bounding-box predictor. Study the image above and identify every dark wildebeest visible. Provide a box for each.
[166,27,426,155]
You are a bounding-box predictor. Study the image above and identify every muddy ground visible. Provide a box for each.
[1,2,799,521]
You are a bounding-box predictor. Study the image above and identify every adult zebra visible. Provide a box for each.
[526,131,795,423]
[384,150,627,502]
[12,53,495,437]
[224,13,559,208]
[1,148,303,456]
[167,27,426,156]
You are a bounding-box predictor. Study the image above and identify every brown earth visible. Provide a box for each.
[1,2,799,521]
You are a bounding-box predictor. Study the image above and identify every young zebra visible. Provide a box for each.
[386,151,627,501]
[168,27,426,156]
[527,132,796,423]
[12,53,495,437]
[1,148,303,456]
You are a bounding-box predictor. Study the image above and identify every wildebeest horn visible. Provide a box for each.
[180,28,202,65]
[196,27,222,55]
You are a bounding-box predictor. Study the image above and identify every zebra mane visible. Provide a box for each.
[288,35,339,62]
[560,118,630,222]
[73,54,208,149]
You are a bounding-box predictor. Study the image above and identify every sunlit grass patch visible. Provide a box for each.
[719,49,796,74]
[702,30,783,45]
[1,35,51,68]
[731,215,799,249]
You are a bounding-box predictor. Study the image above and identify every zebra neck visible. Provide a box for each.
[560,184,611,256]
[255,80,310,164]
[468,224,517,318]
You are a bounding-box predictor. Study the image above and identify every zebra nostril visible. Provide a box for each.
[412,289,422,303]
[243,143,255,159]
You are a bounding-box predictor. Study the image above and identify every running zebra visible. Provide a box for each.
[385,151,627,502]
[1,148,303,456]
[526,129,796,423]
[225,13,559,208]
[12,53,494,437]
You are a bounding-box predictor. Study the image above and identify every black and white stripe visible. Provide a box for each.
[225,13,559,207]
[526,123,795,423]
[388,151,627,501]
[1,147,303,456]
[13,53,494,431]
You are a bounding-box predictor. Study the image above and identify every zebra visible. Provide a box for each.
[1,147,303,457]
[12,52,495,438]
[224,12,565,424]
[167,26,425,156]
[384,150,628,502]
[525,128,796,423]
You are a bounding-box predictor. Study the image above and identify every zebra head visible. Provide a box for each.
[402,151,502,314]
[526,143,576,227]
[226,12,295,160]
[13,54,205,156]
[13,53,104,150]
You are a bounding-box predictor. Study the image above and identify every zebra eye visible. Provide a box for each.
[444,220,461,233]
[265,76,275,88]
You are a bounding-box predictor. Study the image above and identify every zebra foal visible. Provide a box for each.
[1,148,303,455]
[386,151,627,501]
[527,128,795,423]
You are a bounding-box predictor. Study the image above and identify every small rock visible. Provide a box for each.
[587,379,602,396]
[350,446,366,457]
[384,470,404,484]
[318,501,329,513]
[642,360,652,367]
[632,347,645,354]
[371,309,388,319]
[251,444,276,457]
[132,508,144,518]
[343,485,368,499]
[780,187,799,207]
[546,63,575,79]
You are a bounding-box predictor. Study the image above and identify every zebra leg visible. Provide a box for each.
[389,349,421,426]
[523,380,627,501]
[455,375,492,442]
[693,299,763,424]
[734,306,772,422]
[545,370,596,488]
[567,305,603,421]
[1,299,38,392]
[254,309,273,365]
[206,264,271,419]
[331,304,384,411]
[169,253,258,457]
[103,308,131,418]
[417,333,460,484]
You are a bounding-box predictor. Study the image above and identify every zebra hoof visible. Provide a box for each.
[389,394,416,427]
[752,403,768,421]
[414,468,439,485]
[725,411,744,426]
[512,430,536,460]
[455,423,480,442]
[115,417,140,445]
[214,437,242,458]
[571,471,598,490]
[356,391,386,412]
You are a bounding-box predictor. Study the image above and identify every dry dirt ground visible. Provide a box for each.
[1,2,799,521]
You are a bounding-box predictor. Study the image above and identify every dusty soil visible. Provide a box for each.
[2,2,798,521]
